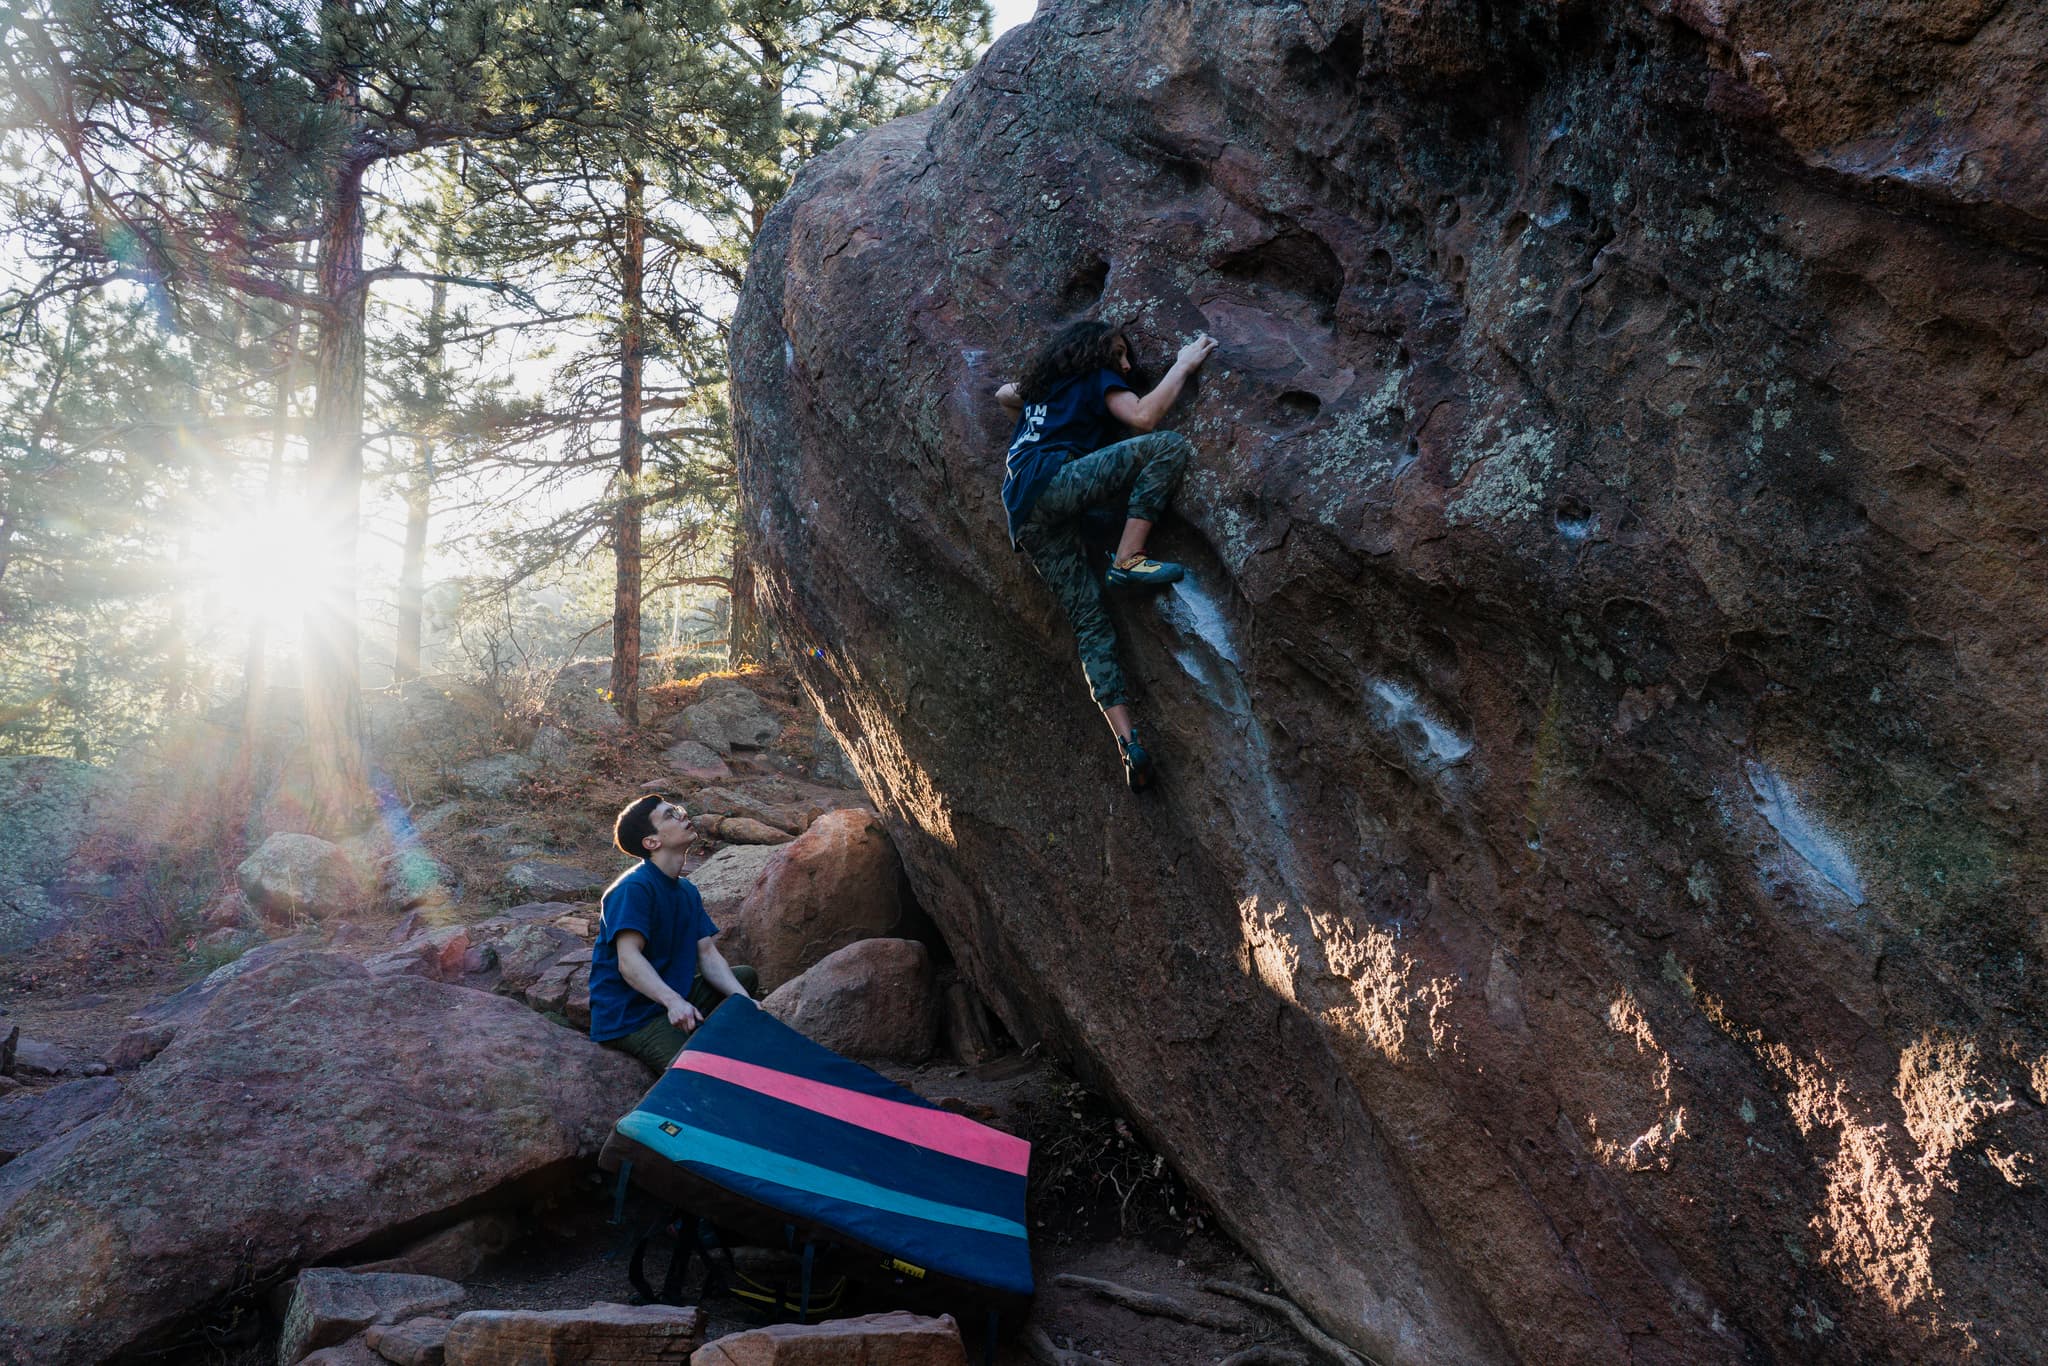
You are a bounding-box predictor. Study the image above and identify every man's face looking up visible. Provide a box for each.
[647,800,694,854]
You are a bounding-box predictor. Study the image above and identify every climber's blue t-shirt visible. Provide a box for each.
[1002,368,1132,545]
[588,859,717,1043]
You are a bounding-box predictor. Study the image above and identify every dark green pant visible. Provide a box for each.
[1017,430,1192,709]
[604,964,760,1072]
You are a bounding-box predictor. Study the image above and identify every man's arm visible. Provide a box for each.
[995,382,1023,415]
[1106,333,1217,432]
[696,937,750,1000]
[615,929,701,1031]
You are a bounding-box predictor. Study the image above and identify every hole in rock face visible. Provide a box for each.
[1058,257,1111,317]
[1367,247,1396,284]
[1392,436,1420,478]
[1275,391,1322,425]
[1283,20,1364,89]
[1535,183,1589,230]
[1219,229,1345,315]
[1554,495,1597,539]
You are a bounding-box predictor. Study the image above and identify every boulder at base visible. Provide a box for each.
[443,1302,704,1364]
[277,1268,466,1365]
[720,809,919,992]
[0,951,646,1363]
[237,833,367,922]
[763,939,939,1063]
[691,1311,965,1365]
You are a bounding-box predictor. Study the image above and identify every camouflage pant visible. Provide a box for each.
[1017,430,1192,710]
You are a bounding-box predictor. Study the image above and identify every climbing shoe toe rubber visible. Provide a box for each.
[1118,732,1154,792]
[1107,554,1184,587]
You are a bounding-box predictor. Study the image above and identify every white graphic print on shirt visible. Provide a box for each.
[1007,404,1048,472]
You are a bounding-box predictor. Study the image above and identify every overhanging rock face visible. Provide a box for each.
[730,1,2047,1360]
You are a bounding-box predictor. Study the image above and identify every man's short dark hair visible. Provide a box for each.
[614,793,668,859]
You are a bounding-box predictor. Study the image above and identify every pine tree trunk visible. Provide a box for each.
[243,309,301,736]
[610,163,646,725]
[395,454,430,683]
[303,148,372,831]
[395,271,447,684]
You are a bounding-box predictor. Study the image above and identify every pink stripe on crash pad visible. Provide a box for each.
[672,1051,1030,1176]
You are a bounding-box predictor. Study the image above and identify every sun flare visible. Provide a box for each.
[197,504,349,626]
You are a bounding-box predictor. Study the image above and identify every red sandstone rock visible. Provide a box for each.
[0,1076,120,1163]
[277,1269,465,1364]
[301,1339,384,1366]
[720,809,920,992]
[730,1,2048,1360]
[442,1302,704,1364]
[711,816,793,846]
[237,832,368,922]
[0,952,646,1363]
[763,939,939,1062]
[690,1311,965,1365]
[364,1315,453,1366]
[104,1022,177,1070]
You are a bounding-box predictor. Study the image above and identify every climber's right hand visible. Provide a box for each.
[1177,333,1218,371]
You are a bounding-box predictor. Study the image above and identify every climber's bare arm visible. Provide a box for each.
[1107,333,1217,432]
[995,382,1023,415]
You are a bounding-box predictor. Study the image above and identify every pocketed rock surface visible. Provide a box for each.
[731,0,2048,1360]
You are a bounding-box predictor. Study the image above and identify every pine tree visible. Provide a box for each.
[2,0,625,824]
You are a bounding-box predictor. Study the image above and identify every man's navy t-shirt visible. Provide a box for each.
[588,860,717,1042]
[1002,368,1132,545]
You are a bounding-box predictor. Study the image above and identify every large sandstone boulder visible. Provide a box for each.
[689,843,781,925]
[720,809,920,992]
[762,939,939,1063]
[731,1,2048,1362]
[238,833,368,921]
[0,951,646,1362]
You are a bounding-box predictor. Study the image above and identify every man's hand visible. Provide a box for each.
[666,998,704,1032]
[1176,333,1218,371]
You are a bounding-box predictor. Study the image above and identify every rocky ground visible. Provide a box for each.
[0,664,1321,1366]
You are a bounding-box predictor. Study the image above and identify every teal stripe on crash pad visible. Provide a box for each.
[617,1110,1027,1240]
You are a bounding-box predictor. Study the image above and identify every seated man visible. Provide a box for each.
[589,793,758,1072]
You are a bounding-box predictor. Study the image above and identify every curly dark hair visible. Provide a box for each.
[1017,319,1128,403]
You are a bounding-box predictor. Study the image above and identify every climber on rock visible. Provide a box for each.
[996,319,1217,792]
[588,794,758,1072]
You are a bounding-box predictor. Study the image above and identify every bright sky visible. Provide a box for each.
[990,0,1037,40]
